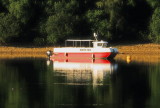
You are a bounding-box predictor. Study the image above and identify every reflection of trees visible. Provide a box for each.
[149,63,160,107]
[0,60,28,108]
[0,59,156,108]
[0,59,47,108]
[111,63,151,108]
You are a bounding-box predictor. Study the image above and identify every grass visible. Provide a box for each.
[0,46,53,58]
[114,43,160,64]
[115,43,160,54]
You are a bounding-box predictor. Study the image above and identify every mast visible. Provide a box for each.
[93,32,98,41]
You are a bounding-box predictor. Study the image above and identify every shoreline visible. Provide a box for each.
[1,43,160,54]
[0,43,160,63]
[116,43,160,54]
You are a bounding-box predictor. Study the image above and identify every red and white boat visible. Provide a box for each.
[47,34,118,59]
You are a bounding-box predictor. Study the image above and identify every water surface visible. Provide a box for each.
[0,58,160,108]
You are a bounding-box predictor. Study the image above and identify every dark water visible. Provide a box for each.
[0,58,160,108]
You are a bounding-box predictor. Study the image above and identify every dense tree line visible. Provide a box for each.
[0,0,160,45]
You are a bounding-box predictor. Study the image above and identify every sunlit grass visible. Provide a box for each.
[0,46,53,58]
[114,43,160,64]
[115,43,160,54]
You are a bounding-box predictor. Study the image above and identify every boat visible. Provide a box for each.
[47,33,118,59]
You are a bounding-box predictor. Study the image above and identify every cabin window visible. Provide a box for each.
[97,43,107,47]
[103,43,107,47]
[65,40,93,47]
[98,43,103,46]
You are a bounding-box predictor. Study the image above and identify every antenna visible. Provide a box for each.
[93,32,98,41]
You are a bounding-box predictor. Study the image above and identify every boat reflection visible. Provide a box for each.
[49,58,118,85]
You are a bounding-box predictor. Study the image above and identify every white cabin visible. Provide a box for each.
[92,40,108,48]
[65,39,108,48]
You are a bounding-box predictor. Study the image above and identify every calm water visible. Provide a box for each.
[0,58,160,108]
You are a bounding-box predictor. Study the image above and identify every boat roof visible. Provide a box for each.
[66,39,94,42]
[92,40,108,43]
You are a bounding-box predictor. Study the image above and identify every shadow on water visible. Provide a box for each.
[0,58,159,108]
[0,58,47,108]
[112,62,151,108]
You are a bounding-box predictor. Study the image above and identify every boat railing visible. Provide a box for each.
[65,39,94,47]
[65,39,108,48]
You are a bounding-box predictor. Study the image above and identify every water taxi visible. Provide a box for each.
[47,33,118,59]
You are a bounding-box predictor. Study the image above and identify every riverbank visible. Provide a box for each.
[0,43,160,63]
[0,46,52,58]
[114,43,160,63]
[116,43,160,54]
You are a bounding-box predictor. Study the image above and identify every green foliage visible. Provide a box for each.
[146,0,160,8]
[93,0,131,40]
[0,0,159,45]
[8,0,30,24]
[0,0,31,24]
[34,37,46,46]
[101,0,152,41]
[149,7,160,43]
[86,10,111,39]
[0,13,21,44]
[45,0,78,44]
[46,13,74,44]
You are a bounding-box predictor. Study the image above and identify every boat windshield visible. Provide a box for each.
[93,41,108,48]
[97,43,107,47]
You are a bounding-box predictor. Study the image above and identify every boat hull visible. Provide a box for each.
[50,47,118,59]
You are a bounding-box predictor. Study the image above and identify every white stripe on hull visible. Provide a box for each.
[54,47,115,53]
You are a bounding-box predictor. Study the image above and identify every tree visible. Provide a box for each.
[85,0,128,41]
[46,11,75,44]
[94,0,152,41]
[45,0,79,44]
[0,0,31,24]
[0,13,21,44]
[149,7,160,43]
[146,0,160,8]
[86,9,111,40]
[0,0,158,45]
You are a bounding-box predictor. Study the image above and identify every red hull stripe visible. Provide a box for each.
[52,52,112,58]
